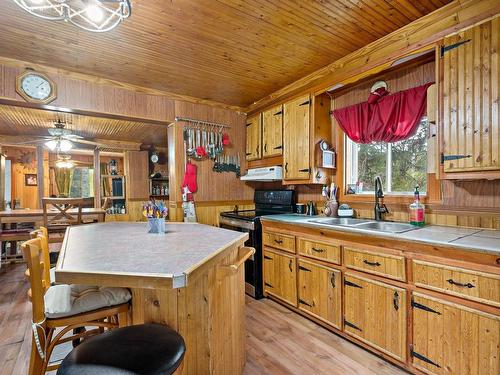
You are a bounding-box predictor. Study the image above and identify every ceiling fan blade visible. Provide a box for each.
[63,134,84,140]
[72,139,103,146]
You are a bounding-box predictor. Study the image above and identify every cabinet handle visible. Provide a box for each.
[330,273,336,288]
[256,145,260,155]
[299,298,313,307]
[299,99,311,106]
[264,255,273,260]
[284,162,288,173]
[344,279,362,289]
[411,298,441,315]
[273,110,283,116]
[393,291,399,311]
[315,171,322,180]
[264,144,267,153]
[447,279,475,288]
[344,320,362,331]
[274,239,283,245]
[298,265,311,272]
[245,152,252,156]
[246,123,252,127]
[363,260,381,267]
[311,247,325,253]
[299,167,311,173]
[273,145,282,150]
[288,259,293,272]
[264,282,273,288]
[411,349,441,368]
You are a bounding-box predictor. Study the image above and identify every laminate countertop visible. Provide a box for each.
[260,214,500,255]
[56,222,248,288]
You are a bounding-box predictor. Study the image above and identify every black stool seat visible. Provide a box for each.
[57,323,185,375]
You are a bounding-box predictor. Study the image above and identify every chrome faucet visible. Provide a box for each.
[374,176,389,221]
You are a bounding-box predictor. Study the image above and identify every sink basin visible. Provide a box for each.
[355,221,417,233]
[308,218,371,226]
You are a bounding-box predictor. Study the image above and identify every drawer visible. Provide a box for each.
[297,238,340,265]
[344,247,406,281]
[263,231,295,253]
[413,260,500,307]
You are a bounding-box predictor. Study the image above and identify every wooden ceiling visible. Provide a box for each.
[0,0,452,107]
[0,105,168,149]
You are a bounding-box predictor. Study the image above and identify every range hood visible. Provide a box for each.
[240,166,282,182]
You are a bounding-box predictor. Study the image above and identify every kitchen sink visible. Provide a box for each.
[355,221,417,233]
[308,217,371,226]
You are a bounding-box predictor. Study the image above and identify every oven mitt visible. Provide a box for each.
[196,146,207,157]
[222,133,230,146]
[181,161,198,193]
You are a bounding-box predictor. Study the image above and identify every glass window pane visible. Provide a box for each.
[356,142,387,192]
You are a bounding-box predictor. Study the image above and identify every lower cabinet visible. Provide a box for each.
[412,293,500,375]
[344,274,407,361]
[297,259,342,329]
[263,249,297,306]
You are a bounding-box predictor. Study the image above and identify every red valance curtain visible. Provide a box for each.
[332,82,434,144]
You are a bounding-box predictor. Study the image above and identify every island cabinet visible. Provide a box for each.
[261,219,500,374]
[343,274,407,361]
[440,17,500,178]
[262,104,283,157]
[245,113,261,161]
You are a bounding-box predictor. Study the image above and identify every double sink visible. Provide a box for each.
[308,217,418,234]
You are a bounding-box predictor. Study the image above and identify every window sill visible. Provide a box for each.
[341,193,427,205]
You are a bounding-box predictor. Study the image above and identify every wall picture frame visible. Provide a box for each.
[25,174,38,186]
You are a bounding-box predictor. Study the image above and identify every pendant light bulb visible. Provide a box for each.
[59,139,73,152]
[86,3,104,23]
[45,139,58,151]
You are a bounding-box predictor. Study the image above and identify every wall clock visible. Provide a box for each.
[15,71,57,104]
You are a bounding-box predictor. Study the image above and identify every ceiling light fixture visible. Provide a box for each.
[55,159,74,169]
[44,138,73,152]
[12,0,131,32]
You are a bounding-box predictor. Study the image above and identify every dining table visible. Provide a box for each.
[55,221,252,375]
[0,207,106,227]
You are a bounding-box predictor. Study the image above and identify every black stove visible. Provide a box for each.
[219,190,295,299]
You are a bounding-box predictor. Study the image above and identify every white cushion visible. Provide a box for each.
[45,284,131,319]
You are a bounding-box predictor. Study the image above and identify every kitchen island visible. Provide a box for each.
[56,222,252,375]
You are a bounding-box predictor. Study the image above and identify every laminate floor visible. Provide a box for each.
[0,263,405,375]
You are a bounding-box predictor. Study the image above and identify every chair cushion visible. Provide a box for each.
[45,284,131,319]
[57,324,185,375]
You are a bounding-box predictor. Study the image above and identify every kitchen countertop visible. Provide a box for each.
[260,214,500,255]
[56,222,248,288]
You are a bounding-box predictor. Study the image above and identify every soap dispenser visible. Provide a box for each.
[409,186,425,227]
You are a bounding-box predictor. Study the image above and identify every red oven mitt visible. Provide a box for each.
[181,160,198,193]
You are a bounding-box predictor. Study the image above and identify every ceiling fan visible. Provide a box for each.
[11,119,112,151]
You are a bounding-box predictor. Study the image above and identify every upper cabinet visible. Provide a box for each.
[440,17,499,177]
[283,94,311,180]
[245,114,261,161]
[262,105,283,157]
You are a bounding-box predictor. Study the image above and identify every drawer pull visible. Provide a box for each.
[312,247,325,253]
[411,299,441,315]
[299,265,311,272]
[288,259,293,272]
[393,291,399,311]
[344,279,362,289]
[330,273,336,288]
[264,255,273,260]
[363,260,381,267]
[447,279,475,288]
[299,298,313,307]
[411,349,441,368]
[274,239,283,245]
[264,282,273,288]
[344,319,362,331]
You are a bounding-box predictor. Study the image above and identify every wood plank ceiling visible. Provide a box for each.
[0,0,452,107]
[0,105,168,148]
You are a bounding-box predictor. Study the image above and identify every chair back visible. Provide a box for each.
[42,198,84,229]
[30,227,51,283]
[21,238,47,323]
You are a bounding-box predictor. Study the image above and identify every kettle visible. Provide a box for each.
[307,201,317,216]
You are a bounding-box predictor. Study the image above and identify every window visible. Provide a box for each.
[345,121,427,194]
[69,167,94,198]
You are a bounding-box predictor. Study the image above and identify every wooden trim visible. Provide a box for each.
[245,0,500,113]
[246,155,283,169]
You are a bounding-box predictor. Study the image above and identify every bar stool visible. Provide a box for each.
[57,323,185,375]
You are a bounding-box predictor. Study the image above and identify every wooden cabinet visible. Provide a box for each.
[263,249,297,306]
[283,94,311,180]
[344,274,407,361]
[441,17,500,175]
[344,247,406,281]
[263,231,295,253]
[245,114,261,161]
[298,259,341,329]
[262,105,283,157]
[411,293,500,375]
[297,237,340,265]
[124,150,149,200]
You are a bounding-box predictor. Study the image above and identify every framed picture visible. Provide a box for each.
[25,174,38,186]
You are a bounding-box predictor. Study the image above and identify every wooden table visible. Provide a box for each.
[0,208,106,227]
[56,222,250,375]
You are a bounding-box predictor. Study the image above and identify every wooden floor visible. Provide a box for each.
[1,263,405,375]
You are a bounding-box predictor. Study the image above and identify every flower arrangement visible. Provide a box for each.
[143,201,168,233]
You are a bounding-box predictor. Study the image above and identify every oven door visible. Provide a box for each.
[219,216,263,299]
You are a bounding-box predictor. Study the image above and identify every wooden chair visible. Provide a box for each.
[42,198,84,243]
[22,238,130,375]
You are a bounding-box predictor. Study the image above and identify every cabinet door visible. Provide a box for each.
[283,94,311,180]
[412,293,499,375]
[263,249,297,306]
[246,114,261,161]
[442,17,499,172]
[262,105,283,157]
[344,274,407,361]
[298,260,341,329]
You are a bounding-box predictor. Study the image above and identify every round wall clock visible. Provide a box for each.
[15,71,57,104]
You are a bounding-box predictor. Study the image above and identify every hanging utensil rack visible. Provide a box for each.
[175,117,231,130]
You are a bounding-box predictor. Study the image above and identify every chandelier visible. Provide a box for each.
[12,0,131,32]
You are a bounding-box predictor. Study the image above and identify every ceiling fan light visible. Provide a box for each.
[59,139,73,152]
[86,3,104,22]
[45,139,58,150]
[56,160,74,169]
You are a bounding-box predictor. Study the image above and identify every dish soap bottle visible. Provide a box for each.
[409,186,425,227]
